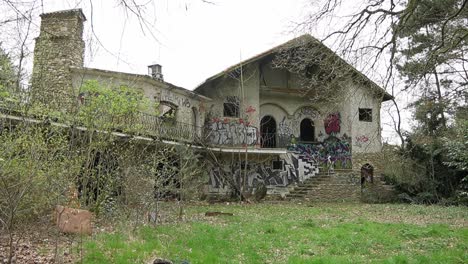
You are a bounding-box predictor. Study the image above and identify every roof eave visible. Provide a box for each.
[70,66,212,101]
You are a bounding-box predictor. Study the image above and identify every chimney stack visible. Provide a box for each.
[31,8,86,111]
[148,64,163,81]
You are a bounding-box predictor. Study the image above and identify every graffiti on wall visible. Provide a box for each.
[355,135,369,148]
[288,139,352,169]
[278,117,293,135]
[208,153,319,192]
[206,119,258,146]
[297,106,321,119]
[245,105,256,114]
[160,91,191,108]
[324,112,340,135]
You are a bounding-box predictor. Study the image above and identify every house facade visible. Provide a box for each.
[31,9,392,200]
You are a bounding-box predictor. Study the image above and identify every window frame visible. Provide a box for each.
[358,108,373,122]
[223,96,240,118]
[158,101,178,120]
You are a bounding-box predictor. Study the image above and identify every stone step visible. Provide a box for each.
[291,186,313,191]
[285,194,305,199]
[303,178,355,183]
[298,182,357,187]
[289,190,309,195]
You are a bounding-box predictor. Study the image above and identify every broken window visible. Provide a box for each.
[159,101,177,120]
[359,108,372,122]
[223,96,240,117]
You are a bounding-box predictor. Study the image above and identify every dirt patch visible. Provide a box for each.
[0,225,78,263]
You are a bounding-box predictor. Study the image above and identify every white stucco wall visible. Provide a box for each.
[347,83,382,153]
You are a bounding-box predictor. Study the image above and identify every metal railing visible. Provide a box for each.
[260,133,290,148]
[97,112,202,143]
[2,103,335,150]
[0,104,202,144]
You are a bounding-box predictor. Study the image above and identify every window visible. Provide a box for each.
[359,108,372,122]
[272,160,283,170]
[159,101,177,120]
[223,96,239,117]
[300,118,315,141]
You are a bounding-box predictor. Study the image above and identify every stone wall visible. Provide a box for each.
[352,152,385,173]
[31,9,86,111]
[353,152,397,202]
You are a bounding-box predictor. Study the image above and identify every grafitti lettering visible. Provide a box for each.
[355,135,369,147]
[278,116,293,136]
[161,91,191,108]
[206,120,258,146]
[288,139,352,169]
[208,153,319,192]
[297,106,320,119]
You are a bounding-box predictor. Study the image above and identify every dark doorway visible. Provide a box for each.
[261,115,276,148]
[300,118,315,142]
[360,163,374,186]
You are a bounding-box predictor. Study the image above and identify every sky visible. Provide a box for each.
[43,0,311,89]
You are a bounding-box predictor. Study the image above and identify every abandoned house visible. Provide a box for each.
[29,8,395,201]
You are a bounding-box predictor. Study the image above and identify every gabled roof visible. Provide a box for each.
[194,34,392,101]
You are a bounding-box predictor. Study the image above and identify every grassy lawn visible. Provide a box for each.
[82,203,468,264]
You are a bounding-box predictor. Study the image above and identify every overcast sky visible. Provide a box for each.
[43,0,311,89]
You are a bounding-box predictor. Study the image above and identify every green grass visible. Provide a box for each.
[82,203,468,264]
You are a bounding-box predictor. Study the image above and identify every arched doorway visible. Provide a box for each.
[361,163,374,186]
[300,118,315,142]
[260,115,276,148]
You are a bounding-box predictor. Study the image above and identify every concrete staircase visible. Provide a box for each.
[285,170,361,202]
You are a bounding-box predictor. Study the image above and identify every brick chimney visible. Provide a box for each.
[148,64,164,81]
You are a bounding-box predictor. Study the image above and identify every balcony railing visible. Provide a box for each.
[91,112,202,143]
[260,133,290,148]
[2,104,343,151]
[0,105,202,144]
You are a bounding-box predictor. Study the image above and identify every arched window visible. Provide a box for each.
[260,115,276,148]
[158,101,177,120]
[300,118,315,142]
